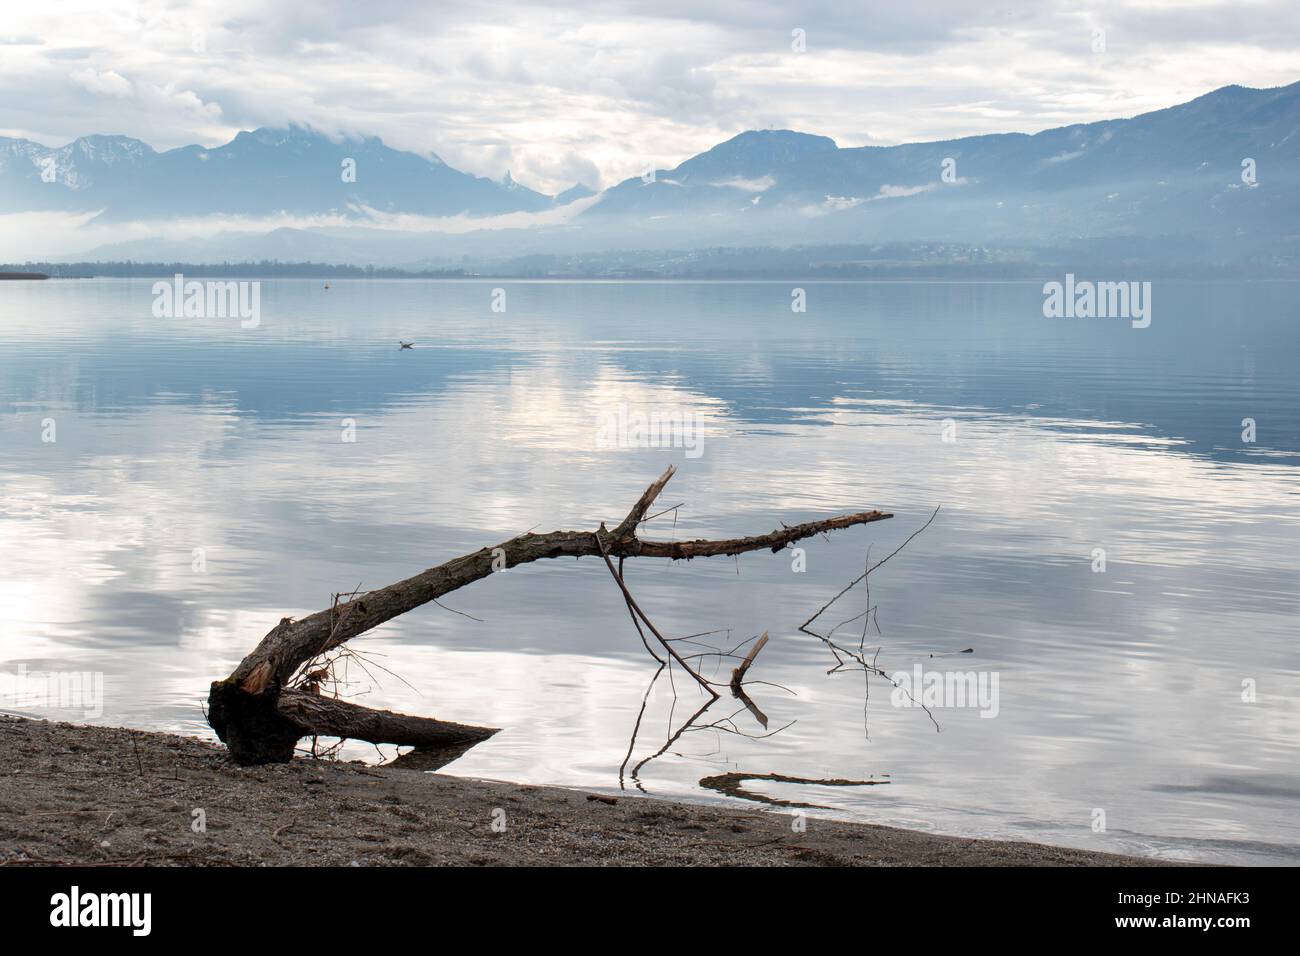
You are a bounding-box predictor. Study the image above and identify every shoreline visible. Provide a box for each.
[0,715,1157,867]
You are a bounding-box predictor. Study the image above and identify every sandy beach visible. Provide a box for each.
[0,715,1154,867]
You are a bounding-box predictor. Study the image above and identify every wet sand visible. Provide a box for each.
[0,715,1155,866]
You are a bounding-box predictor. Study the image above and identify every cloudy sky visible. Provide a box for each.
[2,0,1298,193]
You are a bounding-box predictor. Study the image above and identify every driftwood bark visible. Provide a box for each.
[730,631,769,691]
[208,465,892,764]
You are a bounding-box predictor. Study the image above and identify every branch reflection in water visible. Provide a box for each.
[618,507,944,805]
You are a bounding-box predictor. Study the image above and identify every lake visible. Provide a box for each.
[1,277,1297,864]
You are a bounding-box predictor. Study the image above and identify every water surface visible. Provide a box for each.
[1,278,1297,864]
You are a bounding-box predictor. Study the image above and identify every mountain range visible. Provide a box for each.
[0,126,562,220]
[3,81,1298,264]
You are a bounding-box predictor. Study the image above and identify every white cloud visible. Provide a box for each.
[0,190,611,259]
[69,68,133,97]
[1046,149,1086,164]
[0,1,1297,190]
[817,195,866,212]
[713,175,776,192]
[873,183,935,199]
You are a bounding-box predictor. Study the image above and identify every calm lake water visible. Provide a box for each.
[1,277,1297,864]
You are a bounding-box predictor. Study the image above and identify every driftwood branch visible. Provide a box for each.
[595,538,718,698]
[799,507,942,734]
[730,631,769,691]
[208,466,892,764]
[698,771,890,810]
[276,691,498,750]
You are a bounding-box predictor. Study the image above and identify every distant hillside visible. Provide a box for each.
[11,233,1300,279]
[0,260,463,279]
[0,126,561,221]
[586,82,1300,245]
[6,81,1299,262]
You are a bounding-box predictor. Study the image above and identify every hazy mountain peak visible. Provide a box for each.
[70,133,153,153]
[554,182,596,205]
[237,125,339,148]
[722,128,838,150]
[673,128,838,182]
[63,135,154,174]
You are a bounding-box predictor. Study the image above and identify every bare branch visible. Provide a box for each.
[209,468,893,763]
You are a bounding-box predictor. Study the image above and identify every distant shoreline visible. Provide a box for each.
[7,240,1300,283]
[0,715,1158,867]
[2,268,1296,283]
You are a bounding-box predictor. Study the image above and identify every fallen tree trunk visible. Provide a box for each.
[274,690,498,746]
[208,465,892,764]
